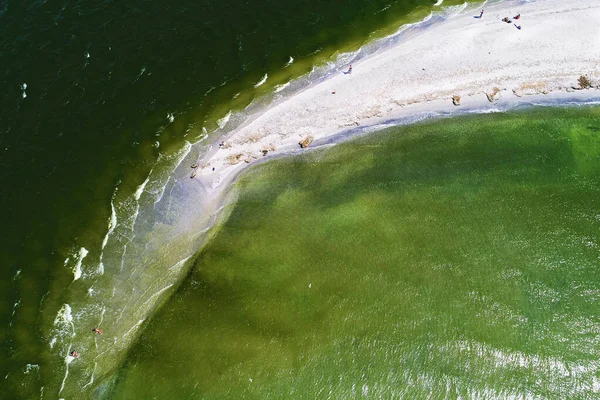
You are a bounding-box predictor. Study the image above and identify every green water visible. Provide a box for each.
[1,0,469,396]
[112,107,600,398]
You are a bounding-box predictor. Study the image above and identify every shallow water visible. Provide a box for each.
[1,0,466,397]
[112,107,600,399]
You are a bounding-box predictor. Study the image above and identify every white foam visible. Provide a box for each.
[172,141,192,171]
[98,196,118,275]
[120,319,145,341]
[72,248,88,281]
[130,207,140,232]
[53,304,74,329]
[254,74,268,88]
[141,284,174,308]
[102,198,118,249]
[217,111,232,129]
[51,303,75,352]
[24,364,39,374]
[82,363,96,388]
[11,299,21,316]
[153,176,171,206]
[167,113,175,123]
[274,82,290,93]
[134,174,151,201]
[286,56,294,66]
[59,361,69,394]
[120,244,127,272]
[98,306,106,327]
[434,0,443,6]
[168,256,191,273]
[441,2,468,18]
[12,269,21,280]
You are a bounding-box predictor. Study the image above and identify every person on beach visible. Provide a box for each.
[344,65,352,75]
[70,350,80,358]
[514,13,521,20]
[92,328,103,335]
[479,9,484,18]
[502,17,512,23]
[514,24,522,30]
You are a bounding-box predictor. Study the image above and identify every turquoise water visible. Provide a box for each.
[112,107,600,398]
[1,0,468,398]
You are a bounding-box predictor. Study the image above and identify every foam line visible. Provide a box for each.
[254,74,268,88]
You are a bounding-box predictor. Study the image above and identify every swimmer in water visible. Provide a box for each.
[92,328,103,335]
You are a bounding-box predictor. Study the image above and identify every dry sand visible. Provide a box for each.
[194,0,600,193]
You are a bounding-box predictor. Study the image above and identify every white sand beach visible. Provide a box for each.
[195,0,600,192]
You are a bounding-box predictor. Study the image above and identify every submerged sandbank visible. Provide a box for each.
[193,0,600,194]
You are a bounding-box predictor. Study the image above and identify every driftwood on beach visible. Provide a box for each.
[486,87,501,102]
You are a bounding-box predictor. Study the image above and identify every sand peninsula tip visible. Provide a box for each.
[192,0,600,194]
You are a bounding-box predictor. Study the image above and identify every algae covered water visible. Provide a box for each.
[112,107,600,398]
[1,0,454,397]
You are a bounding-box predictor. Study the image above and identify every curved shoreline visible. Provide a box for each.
[49,0,600,395]
[192,0,600,195]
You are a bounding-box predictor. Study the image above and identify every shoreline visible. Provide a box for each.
[196,91,600,217]
[52,0,600,394]
[191,0,600,196]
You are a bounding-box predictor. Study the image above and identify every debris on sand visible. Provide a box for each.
[299,136,314,148]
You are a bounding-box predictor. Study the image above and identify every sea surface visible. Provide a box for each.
[113,107,600,399]
[0,0,471,398]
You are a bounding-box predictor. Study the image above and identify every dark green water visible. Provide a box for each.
[112,107,600,399]
[1,0,463,397]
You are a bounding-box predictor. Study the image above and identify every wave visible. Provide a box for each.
[168,256,191,273]
[50,303,74,351]
[42,2,521,395]
[141,284,174,308]
[71,247,89,281]
[253,74,268,88]
[98,194,119,275]
[131,171,153,233]
[274,82,290,93]
[12,269,21,280]
[24,364,40,375]
[134,174,151,201]
[217,110,232,129]
[153,176,171,207]
[101,197,118,250]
